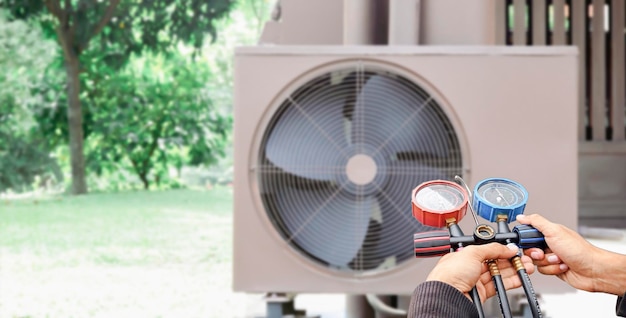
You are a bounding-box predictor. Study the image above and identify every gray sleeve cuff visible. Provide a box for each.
[617,294,626,317]
[408,281,478,318]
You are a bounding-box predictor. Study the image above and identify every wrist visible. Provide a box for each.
[425,275,469,299]
[425,277,473,302]
[595,251,626,296]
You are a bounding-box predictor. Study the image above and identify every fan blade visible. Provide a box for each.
[266,89,349,181]
[352,75,450,158]
[372,161,448,262]
[276,185,374,267]
[347,216,383,270]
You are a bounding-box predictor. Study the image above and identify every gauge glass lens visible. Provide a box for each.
[477,181,526,208]
[415,184,465,212]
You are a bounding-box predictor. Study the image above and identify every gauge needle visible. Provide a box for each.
[494,188,512,206]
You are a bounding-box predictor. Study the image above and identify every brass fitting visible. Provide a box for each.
[488,261,501,276]
[445,218,457,227]
[474,224,495,241]
[511,256,525,271]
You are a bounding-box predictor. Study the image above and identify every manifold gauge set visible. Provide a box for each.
[411,176,545,318]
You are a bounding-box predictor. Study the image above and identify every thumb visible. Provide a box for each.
[516,213,551,233]
[468,242,518,262]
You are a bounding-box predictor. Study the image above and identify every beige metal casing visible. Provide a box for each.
[233,45,578,294]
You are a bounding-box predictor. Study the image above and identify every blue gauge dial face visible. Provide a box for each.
[477,181,526,208]
[415,184,465,212]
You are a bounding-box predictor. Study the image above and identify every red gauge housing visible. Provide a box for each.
[412,180,469,228]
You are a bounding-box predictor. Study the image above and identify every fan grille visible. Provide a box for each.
[257,63,463,275]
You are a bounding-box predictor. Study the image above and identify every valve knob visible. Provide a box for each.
[513,224,546,249]
[414,230,451,257]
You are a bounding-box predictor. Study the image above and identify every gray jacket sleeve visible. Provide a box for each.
[408,281,479,318]
[617,295,626,317]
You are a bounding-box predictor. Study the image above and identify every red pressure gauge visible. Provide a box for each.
[412,180,469,228]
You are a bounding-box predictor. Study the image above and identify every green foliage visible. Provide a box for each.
[1,0,235,194]
[0,10,55,131]
[0,10,62,192]
[194,0,273,186]
[0,0,270,193]
[2,0,235,65]
[202,0,272,113]
[0,132,63,193]
[85,52,231,190]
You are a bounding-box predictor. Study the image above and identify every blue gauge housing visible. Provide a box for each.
[473,178,528,223]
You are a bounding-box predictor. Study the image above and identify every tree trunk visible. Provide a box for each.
[140,172,150,190]
[65,53,88,195]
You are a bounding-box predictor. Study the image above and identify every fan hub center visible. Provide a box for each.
[346,154,378,185]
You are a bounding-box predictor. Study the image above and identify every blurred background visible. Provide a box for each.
[2,0,626,317]
[0,0,272,317]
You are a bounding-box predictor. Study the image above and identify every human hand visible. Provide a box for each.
[426,242,535,302]
[516,214,626,296]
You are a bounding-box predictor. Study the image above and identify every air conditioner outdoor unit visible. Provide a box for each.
[233,45,578,294]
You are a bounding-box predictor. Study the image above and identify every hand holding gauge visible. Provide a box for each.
[412,177,545,254]
[412,178,545,253]
[411,176,545,318]
[412,179,486,317]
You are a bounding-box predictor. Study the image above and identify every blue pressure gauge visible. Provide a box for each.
[473,178,528,223]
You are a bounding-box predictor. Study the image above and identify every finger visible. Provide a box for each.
[523,247,546,261]
[501,271,523,290]
[516,214,551,233]
[476,274,496,299]
[479,270,493,285]
[474,283,490,302]
[545,253,561,263]
[482,266,523,294]
[537,263,568,276]
[528,252,561,267]
[437,252,454,263]
[494,258,517,276]
[503,256,536,289]
[481,280,496,299]
[520,255,535,274]
[465,242,518,262]
[493,255,536,278]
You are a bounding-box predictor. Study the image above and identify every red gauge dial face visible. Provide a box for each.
[414,184,466,212]
[412,180,468,227]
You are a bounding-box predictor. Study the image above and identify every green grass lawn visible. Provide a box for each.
[0,187,251,318]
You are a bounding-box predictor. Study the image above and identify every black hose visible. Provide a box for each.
[498,218,542,318]
[470,288,485,318]
[515,259,542,318]
[448,222,486,318]
[488,265,513,318]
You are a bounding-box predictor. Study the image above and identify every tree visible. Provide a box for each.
[1,0,234,194]
[86,52,230,189]
[0,10,61,192]
[0,10,55,135]
[202,0,272,114]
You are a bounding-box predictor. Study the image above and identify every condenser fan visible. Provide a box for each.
[257,64,463,274]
